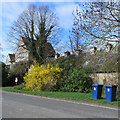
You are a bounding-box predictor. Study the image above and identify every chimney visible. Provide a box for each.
[64,51,70,58]
[55,53,60,59]
[74,49,82,56]
[105,43,113,52]
[90,46,97,54]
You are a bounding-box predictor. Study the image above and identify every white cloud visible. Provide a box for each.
[55,3,79,30]
[2,2,30,26]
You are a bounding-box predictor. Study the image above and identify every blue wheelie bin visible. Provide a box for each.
[105,85,117,102]
[92,84,103,99]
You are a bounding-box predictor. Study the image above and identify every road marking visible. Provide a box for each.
[2,91,118,111]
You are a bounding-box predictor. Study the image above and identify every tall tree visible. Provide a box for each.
[9,5,59,64]
[69,7,88,53]
[73,2,119,46]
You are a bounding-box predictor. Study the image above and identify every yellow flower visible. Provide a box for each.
[23,61,62,91]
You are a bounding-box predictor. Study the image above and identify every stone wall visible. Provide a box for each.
[91,72,118,85]
[15,38,29,63]
[15,47,29,63]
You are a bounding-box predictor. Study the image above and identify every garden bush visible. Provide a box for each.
[9,61,29,85]
[49,55,93,93]
[23,61,62,91]
[1,62,14,87]
[60,66,93,93]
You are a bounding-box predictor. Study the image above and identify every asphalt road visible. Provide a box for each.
[2,91,119,118]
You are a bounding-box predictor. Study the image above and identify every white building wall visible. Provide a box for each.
[6,55,15,69]
[15,37,29,63]
[6,56,11,66]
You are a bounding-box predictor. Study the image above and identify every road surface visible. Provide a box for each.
[2,91,119,118]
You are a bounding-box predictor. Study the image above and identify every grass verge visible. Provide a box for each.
[2,87,119,108]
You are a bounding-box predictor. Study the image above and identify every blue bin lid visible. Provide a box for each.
[92,84,103,87]
[105,85,117,88]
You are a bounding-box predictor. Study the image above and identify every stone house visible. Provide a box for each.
[6,54,15,69]
[62,43,118,85]
[15,37,29,63]
[6,37,55,68]
[6,37,29,68]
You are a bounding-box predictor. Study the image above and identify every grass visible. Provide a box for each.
[2,87,119,108]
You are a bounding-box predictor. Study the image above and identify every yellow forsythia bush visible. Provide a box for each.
[23,61,62,91]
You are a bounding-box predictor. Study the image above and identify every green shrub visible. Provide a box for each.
[49,55,93,92]
[14,84,24,90]
[60,66,93,93]
[9,61,29,84]
[1,62,14,87]
[51,57,76,91]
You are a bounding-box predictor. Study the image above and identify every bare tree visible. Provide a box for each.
[8,5,59,64]
[69,7,88,53]
[73,2,119,46]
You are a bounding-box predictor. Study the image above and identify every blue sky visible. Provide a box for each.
[1,1,81,63]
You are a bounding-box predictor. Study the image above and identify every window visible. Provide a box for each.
[19,53,24,58]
